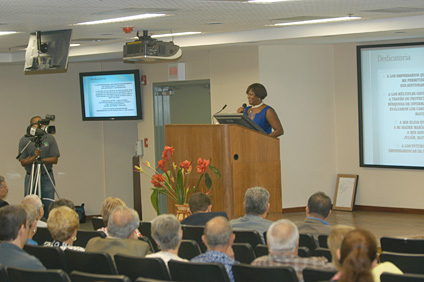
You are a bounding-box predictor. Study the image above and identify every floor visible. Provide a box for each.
[81,210,424,245]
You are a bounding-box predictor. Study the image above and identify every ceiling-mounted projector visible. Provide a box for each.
[123,30,182,63]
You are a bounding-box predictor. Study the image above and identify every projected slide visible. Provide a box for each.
[83,74,138,117]
[359,43,424,168]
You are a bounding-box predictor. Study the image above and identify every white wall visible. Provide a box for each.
[259,45,338,208]
[1,62,138,215]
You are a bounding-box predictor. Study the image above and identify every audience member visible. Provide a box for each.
[297,191,332,246]
[44,206,84,251]
[327,225,355,269]
[98,197,142,237]
[191,216,238,282]
[0,175,9,208]
[332,229,402,282]
[22,194,46,227]
[86,206,150,257]
[21,203,39,245]
[0,205,45,269]
[48,198,75,212]
[146,214,187,264]
[252,219,333,282]
[230,187,272,243]
[181,192,228,226]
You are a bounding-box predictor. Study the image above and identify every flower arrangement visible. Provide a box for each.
[135,146,221,214]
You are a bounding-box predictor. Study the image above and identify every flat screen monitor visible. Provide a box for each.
[79,69,143,121]
[357,42,424,169]
[214,113,266,134]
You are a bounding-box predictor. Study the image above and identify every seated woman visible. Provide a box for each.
[328,225,355,269]
[332,229,402,282]
[21,203,39,245]
[44,206,85,251]
[237,83,284,137]
[98,197,142,237]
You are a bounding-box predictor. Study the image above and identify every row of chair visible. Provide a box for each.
[32,227,106,248]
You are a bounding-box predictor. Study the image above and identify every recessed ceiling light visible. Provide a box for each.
[151,32,201,38]
[272,16,361,26]
[75,13,166,25]
[248,0,289,3]
[0,31,17,36]
[70,43,81,47]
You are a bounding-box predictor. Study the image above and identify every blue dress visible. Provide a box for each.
[244,106,272,134]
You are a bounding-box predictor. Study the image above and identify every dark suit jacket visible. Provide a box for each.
[181,211,228,226]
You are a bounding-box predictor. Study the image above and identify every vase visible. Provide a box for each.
[175,204,190,221]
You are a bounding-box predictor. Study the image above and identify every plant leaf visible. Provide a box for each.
[209,165,221,180]
[150,189,160,215]
[205,172,212,190]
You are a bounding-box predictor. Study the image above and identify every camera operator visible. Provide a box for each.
[18,116,60,218]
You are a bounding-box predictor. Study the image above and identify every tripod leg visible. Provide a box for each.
[27,163,36,195]
[41,163,60,199]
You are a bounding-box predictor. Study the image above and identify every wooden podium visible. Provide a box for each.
[165,124,282,219]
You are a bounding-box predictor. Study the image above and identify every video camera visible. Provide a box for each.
[26,114,56,138]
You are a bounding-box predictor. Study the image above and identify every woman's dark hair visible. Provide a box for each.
[339,229,377,282]
[246,83,267,99]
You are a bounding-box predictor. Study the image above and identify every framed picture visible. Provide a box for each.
[333,174,359,211]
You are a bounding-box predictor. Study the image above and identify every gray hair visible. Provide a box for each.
[204,216,233,248]
[151,214,182,251]
[107,206,140,239]
[22,195,43,211]
[244,187,270,215]
[21,203,38,226]
[267,219,299,252]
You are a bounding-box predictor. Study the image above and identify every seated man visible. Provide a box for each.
[191,216,238,282]
[48,198,75,212]
[181,192,228,226]
[22,194,47,227]
[0,175,9,208]
[86,206,150,257]
[0,205,45,270]
[252,219,333,282]
[230,187,272,243]
[297,191,332,246]
[146,214,187,264]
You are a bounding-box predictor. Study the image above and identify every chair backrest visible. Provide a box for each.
[135,278,176,282]
[32,227,53,245]
[232,264,298,282]
[178,239,202,260]
[233,230,263,249]
[70,270,131,282]
[313,247,332,262]
[114,254,171,281]
[381,237,424,254]
[254,244,269,258]
[139,221,159,252]
[318,235,329,248]
[24,244,68,272]
[64,249,117,275]
[302,267,337,282]
[7,267,70,282]
[182,225,207,252]
[232,243,256,264]
[380,252,424,275]
[74,230,106,248]
[0,264,8,282]
[381,272,424,282]
[298,246,311,258]
[91,217,105,230]
[299,234,317,252]
[168,260,231,282]
[139,237,155,253]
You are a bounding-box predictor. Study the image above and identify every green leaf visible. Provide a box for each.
[150,189,160,215]
[209,165,221,180]
[205,172,212,190]
[176,169,184,204]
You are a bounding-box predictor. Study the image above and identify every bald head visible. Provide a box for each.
[107,206,139,239]
[204,216,233,249]
[267,219,299,253]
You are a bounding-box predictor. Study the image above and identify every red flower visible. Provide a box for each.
[156,160,166,170]
[162,146,175,161]
[196,157,210,174]
[151,174,165,188]
[179,160,192,171]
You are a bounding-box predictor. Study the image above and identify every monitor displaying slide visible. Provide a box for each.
[358,42,424,169]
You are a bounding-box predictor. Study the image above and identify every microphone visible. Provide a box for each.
[242,103,247,109]
[215,104,227,115]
